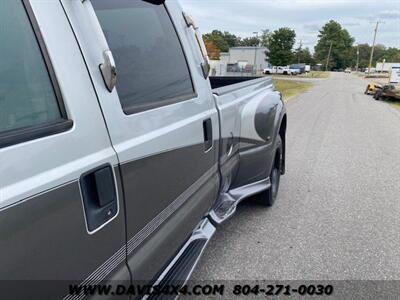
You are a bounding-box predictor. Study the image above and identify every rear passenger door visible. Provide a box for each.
[0,0,129,298]
[61,0,220,284]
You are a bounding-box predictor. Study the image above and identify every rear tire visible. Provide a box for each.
[256,136,283,207]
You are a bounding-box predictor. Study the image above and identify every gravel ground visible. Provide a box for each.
[189,72,400,296]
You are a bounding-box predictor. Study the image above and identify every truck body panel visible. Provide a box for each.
[0,0,287,298]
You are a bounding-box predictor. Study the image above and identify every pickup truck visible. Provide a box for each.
[0,0,287,299]
[263,66,296,75]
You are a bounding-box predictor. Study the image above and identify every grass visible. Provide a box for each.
[273,79,313,101]
[393,103,400,109]
[378,86,400,110]
[298,71,330,78]
[380,98,400,110]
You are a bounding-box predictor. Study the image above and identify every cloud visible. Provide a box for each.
[179,0,400,48]
[342,22,361,27]
[303,24,321,33]
[378,10,400,20]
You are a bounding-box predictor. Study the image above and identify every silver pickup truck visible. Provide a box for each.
[0,0,286,299]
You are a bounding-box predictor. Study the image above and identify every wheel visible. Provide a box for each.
[283,71,288,75]
[256,136,283,207]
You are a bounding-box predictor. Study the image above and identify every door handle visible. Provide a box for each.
[203,118,213,152]
[80,164,118,234]
[100,50,117,92]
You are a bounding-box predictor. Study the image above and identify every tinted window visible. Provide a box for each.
[92,0,195,113]
[0,0,62,133]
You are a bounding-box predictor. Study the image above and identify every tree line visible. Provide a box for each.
[203,21,400,70]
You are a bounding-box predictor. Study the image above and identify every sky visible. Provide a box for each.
[178,0,400,51]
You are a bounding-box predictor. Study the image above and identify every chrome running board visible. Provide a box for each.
[209,177,271,225]
[145,219,216,300]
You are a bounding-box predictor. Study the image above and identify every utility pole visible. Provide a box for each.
[253,32,259,75]
[325,41,333,71]
[355,43,359,72]
[368,21,384,75]
[297,40,303,64]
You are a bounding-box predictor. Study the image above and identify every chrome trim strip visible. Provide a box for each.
[63,245,126,300]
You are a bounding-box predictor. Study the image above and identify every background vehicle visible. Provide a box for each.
[0,0,286,299]
[365,67,376,74]
[289,63,306,74]
[345,68,352,73]
[263,66,295,75]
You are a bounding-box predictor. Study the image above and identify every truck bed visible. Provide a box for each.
[210,76,273,95]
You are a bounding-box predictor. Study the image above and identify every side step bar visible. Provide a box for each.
[209,177,271,225]
[145,219,216,300]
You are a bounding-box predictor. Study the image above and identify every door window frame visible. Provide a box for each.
[92,1,198,115]
[0,0,73,149]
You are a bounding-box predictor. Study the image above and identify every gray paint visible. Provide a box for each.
[212,73,284,191]
[234,144,273,188]
[128,173,218,283]
[0,169,128,299]
[120,144,219,282]
[0,2,287,298]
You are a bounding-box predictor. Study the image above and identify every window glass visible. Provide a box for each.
[92,0,195,113]
[0,0,62,133]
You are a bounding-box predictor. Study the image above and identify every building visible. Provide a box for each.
[228,47,269,72]
[376,62,400,73]
[210,47,269,75]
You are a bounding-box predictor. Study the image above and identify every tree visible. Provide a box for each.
[267,27,296,66]
[352,43,372,69]
[260,29,271,48]
[314,20,355,70]
[221,31,241,48]
[351,44,400,69]
[293,45,314,65]
[205,40,220,60]
[238,29,270,47]
[239,37,260,47]
[373,45,400,63]
[203,30,240,52]
[203,29,271,53]
[383,47,400,62]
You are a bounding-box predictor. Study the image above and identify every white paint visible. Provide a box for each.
[390,67,400,84]
[1,1,118,209]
